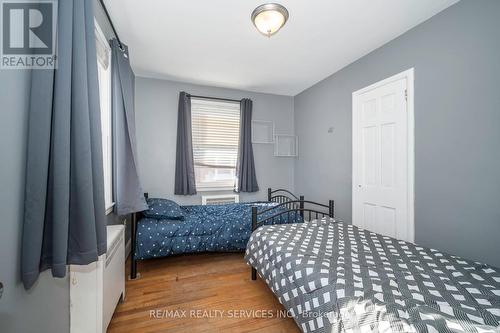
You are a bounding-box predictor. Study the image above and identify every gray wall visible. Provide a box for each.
[135,77,295,205]
[294,0,500,267]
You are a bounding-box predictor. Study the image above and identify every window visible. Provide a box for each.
[95,21,113,213]
[191,98,241,190]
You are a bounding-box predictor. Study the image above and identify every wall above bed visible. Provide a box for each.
[135,77,295,205]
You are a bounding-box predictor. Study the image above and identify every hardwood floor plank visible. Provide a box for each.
[107,253,300,333]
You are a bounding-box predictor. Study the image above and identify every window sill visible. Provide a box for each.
[196,187,236,192]
[105,203,115,215]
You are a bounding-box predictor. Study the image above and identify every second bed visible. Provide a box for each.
[245,219,500,333]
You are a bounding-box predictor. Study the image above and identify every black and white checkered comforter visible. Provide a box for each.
[245,219,500,333]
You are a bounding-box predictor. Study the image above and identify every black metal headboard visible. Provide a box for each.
[249,197,334,280]
[268,188,299,203]
[252,199,334,233]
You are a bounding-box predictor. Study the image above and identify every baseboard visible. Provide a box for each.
[125,238,131,259]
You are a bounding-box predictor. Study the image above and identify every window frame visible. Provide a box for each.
[190,97,241,192]
[94,19,114,214]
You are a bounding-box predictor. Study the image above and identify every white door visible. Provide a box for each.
[352,70,414,242]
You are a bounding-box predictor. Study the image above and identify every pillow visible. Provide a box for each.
[143,198,184,220]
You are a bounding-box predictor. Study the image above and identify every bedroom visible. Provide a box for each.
[1,0,499,332]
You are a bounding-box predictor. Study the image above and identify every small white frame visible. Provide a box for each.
[252,120,275,144]
[274,135,298,157]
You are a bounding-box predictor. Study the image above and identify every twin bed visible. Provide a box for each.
[130,188,316,279]
[246,219,500,333]
[130,189,500,332]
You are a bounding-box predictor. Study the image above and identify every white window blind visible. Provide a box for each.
[191,98,241,190]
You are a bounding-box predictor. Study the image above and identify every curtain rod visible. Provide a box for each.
[98,0,124,50]
[188,94,242,103]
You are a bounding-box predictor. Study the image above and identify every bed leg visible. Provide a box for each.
[251,267,257,281]
[130,256,137,280]
[130,212,139,280]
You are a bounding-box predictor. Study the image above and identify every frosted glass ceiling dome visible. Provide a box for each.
[251,3,289,37]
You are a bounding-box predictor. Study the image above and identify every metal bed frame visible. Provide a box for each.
[129,188,333,280]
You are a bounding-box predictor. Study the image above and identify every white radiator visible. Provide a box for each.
[202,194,240,205]
[70,225,125,333]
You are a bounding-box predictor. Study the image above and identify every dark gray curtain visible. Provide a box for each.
[236,99,259,192]
[22,0,106,289]
[174,92,197,195]
[111,39,148,215]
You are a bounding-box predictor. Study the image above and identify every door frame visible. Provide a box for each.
[352,68,415,242]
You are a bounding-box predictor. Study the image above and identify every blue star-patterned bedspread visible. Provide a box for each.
[135,202,302,260]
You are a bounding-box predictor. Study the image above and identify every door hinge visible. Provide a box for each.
[404,89,408,101]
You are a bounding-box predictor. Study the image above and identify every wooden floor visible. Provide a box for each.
[108,253,300,333]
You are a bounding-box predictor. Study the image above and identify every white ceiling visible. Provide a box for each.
[106,0,459,96]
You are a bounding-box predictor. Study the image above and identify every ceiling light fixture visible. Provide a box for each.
[251,3,289,37]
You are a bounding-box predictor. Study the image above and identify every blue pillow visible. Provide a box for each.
[143,198,184,220]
